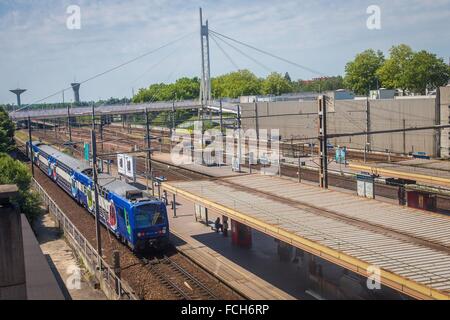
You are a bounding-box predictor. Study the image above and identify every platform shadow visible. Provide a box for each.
[191,229,305,299]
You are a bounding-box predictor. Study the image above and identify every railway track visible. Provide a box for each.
[14,136,243,300]
[141,255,218,300]
[25,127,450,213]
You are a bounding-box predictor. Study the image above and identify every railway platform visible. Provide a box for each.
[166,199,296,300]
[350,159,450,187]
[162,174,450,300]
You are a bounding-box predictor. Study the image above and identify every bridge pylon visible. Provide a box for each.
[199,8,212,120]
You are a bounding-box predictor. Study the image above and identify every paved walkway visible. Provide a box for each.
[166,195,296,300]
[33,212,107,300]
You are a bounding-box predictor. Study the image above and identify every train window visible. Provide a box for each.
[135,204,164,228]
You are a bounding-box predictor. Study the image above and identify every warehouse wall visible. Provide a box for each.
[241,96,437,156]
[440,86,450,158]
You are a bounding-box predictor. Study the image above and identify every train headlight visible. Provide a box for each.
[162,227,167,234]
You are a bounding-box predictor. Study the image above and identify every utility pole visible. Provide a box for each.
[237,105,242,172]
[28,115,34,177]
[91,104,102,266]
[298,157,302,183]
[145,108,152,192]
[255,102,260,145]
[318,95,328,189]
[171,100,176,137]
[219,99,223,134]
[403,119,406,155]
[100,116,104,151]
[366,97,371,151]
[67,104,72,142]
[435,86,441,158]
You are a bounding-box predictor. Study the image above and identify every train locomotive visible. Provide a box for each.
[28,141,169,251]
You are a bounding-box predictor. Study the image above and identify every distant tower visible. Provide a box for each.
[71,83,81,104]
[9,89,26,110]
[199,8,211,114]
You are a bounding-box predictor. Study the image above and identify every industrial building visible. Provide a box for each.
[241,86,450,159]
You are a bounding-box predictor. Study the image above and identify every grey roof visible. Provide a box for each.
[36,144,91,172]
[97,173,141,197]
[35,143,143,197]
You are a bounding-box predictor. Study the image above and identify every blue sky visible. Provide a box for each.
[1,0,450,104]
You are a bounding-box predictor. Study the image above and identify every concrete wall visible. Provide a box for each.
[440,86,450,158]
[241,96,437,156]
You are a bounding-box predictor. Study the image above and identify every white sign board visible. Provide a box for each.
[357,174,375,199]
[357,180,365,197]
[248,152,257,165]
[232,156,240,172]
[117,154,136,180]
[117,154,126,175]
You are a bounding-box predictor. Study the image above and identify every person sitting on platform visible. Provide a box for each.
[214,217,223,233]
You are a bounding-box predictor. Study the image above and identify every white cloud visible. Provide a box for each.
[1,0,449,104]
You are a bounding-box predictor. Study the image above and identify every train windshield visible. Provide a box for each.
[134,204,165,228]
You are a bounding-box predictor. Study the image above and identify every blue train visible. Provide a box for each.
[28,141,169,251]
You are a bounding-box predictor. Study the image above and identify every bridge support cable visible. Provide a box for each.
[209,29,325,77]
[210,33,273,73]
[210,34,240,71]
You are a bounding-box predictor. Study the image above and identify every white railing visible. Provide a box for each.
[32,179,138,300]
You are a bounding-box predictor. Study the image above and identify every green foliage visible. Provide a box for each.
[0,107,15,153]
[261,72,293,96]
[133,77,200,103]
[376,44,414,91]
[0,153,42,223]
[344,49,385,95]
[212,70,263,98]
[293,76,344,93]
[348,44,450,95]
[403,50,450,94]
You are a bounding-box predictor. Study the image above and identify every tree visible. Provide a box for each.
[0,107,15,153]
[344,49,385,95]
[0,153,42,223]
[284,72,292,83]
[212,70,262,98]
[404,51,450,94]
[262,72,293,96]
[294,76,344,93]
[377,44,414,91]
[133,77,200,103]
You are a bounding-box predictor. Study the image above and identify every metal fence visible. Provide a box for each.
[32,179,137,300]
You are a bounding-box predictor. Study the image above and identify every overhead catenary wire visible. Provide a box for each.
[16,31,196,112]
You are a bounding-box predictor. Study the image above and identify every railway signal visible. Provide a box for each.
[28,115,34,177]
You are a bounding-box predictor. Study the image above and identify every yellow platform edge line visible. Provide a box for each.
[163,182,450,301]
[350,163,450,186]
